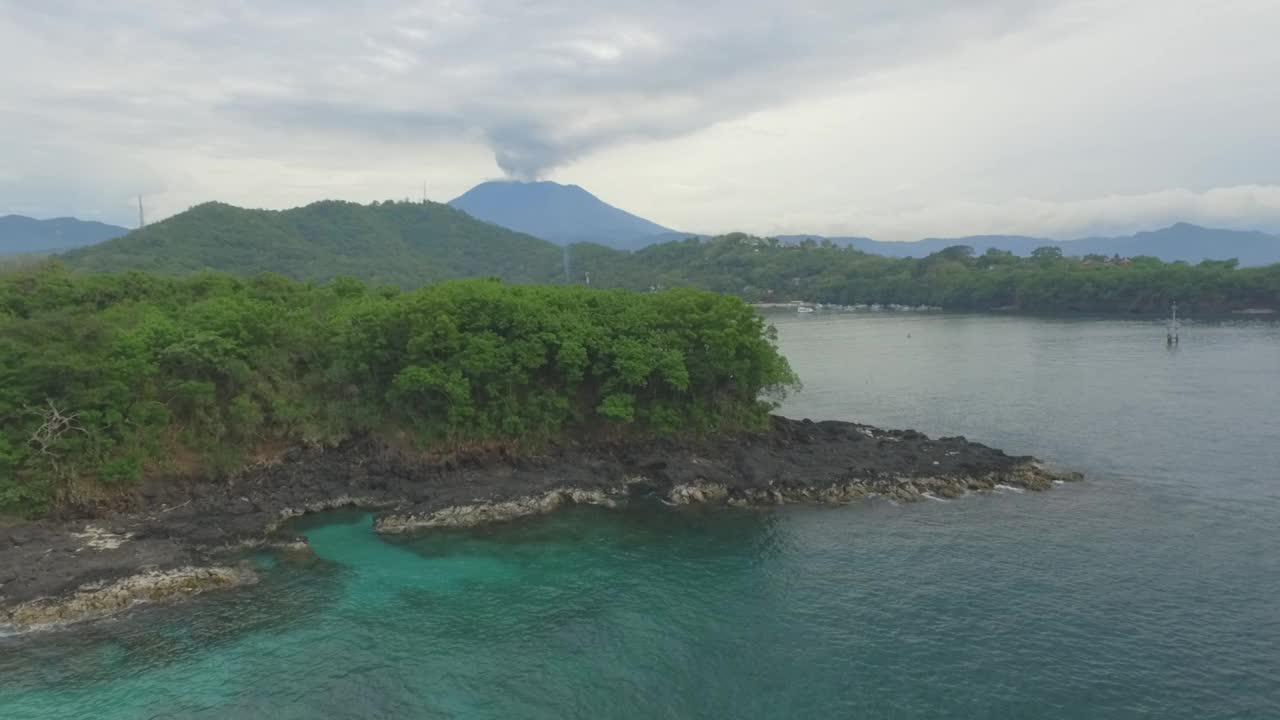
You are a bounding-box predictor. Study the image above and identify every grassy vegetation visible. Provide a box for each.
[0,265,797,516]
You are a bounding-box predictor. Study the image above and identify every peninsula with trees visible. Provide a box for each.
[8,193,1277,631]
[1,265,1076,632]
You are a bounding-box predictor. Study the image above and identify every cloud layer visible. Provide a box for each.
[2,1,1279,238]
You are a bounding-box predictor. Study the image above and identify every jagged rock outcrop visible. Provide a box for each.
[0,416,1080,633]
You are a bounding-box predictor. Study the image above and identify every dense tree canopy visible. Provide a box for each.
[14,207,1277,513]
[573,236,1280,314]
[0,266,796,516]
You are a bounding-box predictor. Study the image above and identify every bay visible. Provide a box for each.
[2,312,1278,719]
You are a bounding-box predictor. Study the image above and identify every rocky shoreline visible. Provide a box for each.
[0,416,1080,633]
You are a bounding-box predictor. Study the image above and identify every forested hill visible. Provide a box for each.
[573,234,1280,314]
[60,200,588,286]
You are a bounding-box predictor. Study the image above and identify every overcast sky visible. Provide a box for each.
[3,0,1279,240]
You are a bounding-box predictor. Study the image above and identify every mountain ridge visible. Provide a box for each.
[29,201,1278,316]
[20,181,1280,266]
[779,223,1280,266]
[0,214,129,255]
[58,199,583,286]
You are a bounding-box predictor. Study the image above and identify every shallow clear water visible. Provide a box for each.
[3,313,1279,719]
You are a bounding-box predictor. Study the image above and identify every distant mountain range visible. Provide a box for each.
[449,180,683,251]
[0,215,128,255]
[781,223,1280,266]
[446,180,1280,265]
[12,180,1280,266]
[36,199,1279,316]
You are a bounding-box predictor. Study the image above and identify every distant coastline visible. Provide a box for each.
[754,301,1280,318]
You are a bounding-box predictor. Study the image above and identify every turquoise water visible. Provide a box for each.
[3,313,1279,719]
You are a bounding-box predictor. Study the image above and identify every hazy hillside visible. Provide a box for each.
[0,215,128,255]
[60,200,596,286]
[450,180,679,250]
[1065,223,1280,266]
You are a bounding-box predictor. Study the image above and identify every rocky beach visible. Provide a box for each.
[0,416,1079,633]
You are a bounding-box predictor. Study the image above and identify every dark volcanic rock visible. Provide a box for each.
[0,416,1079,631]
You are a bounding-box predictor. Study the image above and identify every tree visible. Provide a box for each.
[1198,258,1239,271]
[976,248,1017,269]
[937,245,975,263]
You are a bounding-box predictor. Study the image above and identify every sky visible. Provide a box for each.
[2,0,1279,240]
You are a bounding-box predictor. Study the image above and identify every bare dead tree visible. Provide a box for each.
[26,399,87,457]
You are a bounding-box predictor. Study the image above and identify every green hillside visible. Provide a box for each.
[61,200,593,286]
[54,200,1280,313]
[572,233,1280,314]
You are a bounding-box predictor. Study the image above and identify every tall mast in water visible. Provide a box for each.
[1167,301,1179,345]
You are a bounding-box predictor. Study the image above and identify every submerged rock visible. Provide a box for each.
[376,488,620,533]
[1,565,254,633]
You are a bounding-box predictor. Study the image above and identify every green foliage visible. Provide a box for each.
[61,200,576,287]
[571,235,1280,314]
[53,199,1278,314]
[0,266,797,516]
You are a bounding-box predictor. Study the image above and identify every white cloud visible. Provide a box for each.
[1,0,1278,239]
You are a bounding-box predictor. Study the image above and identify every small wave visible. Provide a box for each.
[922,493,950,503]
[993,484,1025,493]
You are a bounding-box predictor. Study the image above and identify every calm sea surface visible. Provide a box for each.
[3,312,1279,719]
